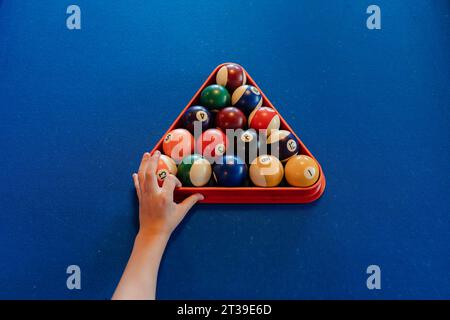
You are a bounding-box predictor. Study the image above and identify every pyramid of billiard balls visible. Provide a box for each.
[158,63,320,188]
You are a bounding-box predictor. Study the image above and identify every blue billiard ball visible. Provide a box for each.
[182,105,212,134]
[213,155,248,187]
[231,85,263,114]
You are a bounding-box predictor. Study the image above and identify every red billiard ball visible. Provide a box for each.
[215,106,247,131]
[216,63,247,92]
[248,106,280,135]
[196,128,228,163]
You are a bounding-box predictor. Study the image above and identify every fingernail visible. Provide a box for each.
[144,152,150,157]
[155,150,161,156]
[198,194,204,200]
[132,173,137,177]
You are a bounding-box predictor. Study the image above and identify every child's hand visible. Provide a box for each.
[132,151,204,238]
[113,150,202,300]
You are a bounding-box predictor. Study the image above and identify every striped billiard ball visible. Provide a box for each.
[267,129,300,162]
[216,63,246,92]
[177,154,212,187]
[248,106,280,135]
[231,85,263,115]
[155,155,177,186]
[249,155,284,187]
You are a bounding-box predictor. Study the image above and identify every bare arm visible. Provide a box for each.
[112,151,203,300]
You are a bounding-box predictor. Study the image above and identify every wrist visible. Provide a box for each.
[135,229,170,247]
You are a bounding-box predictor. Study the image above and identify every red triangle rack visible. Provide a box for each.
[150,63,326,204]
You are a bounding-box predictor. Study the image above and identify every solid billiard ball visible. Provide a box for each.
[155,155,177,186]
[231,85,263,114]
[213,155,248,187]
[248,106,280,135]
[182,105,211,134]
[267,129,300,162]
[196,128,228,162]
[162,128,194,163]
[216,63,246,92]
[215,106,247,131]
[249,155,284,187]
[200,85,230,110]
[234,129,259,164]
[285,155,320,187]
[177,154,212,187]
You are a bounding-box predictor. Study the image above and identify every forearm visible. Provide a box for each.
[112,231,169,300]
[113,151,202,299]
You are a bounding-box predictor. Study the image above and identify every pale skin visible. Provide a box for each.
[112,150,203,300]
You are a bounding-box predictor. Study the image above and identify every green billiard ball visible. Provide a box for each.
[200,85,230,110]
[177,154,212,187]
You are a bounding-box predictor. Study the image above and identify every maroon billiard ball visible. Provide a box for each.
[216,63,246,92]
[215,106,247,131]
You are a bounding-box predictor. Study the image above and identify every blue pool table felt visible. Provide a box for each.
[0,0,449,299]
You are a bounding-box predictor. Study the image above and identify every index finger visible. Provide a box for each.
[144,150,161,193]
[138,152,151,191]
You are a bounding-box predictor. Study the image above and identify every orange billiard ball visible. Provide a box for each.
[285,155,320,187]
[162,128,194,163]
[155,154,177,186]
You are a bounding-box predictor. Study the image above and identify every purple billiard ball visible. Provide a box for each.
[267,129,300,162]
[234,129,260,164]
[182,105,211,134]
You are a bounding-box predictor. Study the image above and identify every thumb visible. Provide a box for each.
[176,193,204,220]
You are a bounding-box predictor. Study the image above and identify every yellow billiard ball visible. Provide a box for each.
[249,155,284,187]
[285,155,320,187]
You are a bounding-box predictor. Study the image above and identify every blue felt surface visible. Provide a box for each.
[0,0,449,299]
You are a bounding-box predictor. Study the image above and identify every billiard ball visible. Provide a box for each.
[213,155,248,187]
[162,128,194,163]
[267,129,300,162]
[200,85,230,110]
[177,154,212,187]
[215,106,247,131]
[285,155,320,187]
[249,155,284,187]
[155,154,177,186]
[231,85,263,114]
[248,106,280,135]
[216,63,246,92]
[182,105,211,134]
[196,128,228,162]
[234,129,259,164]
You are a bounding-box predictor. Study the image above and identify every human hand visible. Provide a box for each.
[132,151,204,238]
